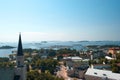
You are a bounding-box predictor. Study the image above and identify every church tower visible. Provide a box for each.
[17,33,24,67]
[14,33,26,80]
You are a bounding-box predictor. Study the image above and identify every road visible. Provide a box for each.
[56,64,83,80]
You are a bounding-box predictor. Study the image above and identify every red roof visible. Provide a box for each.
[117,63,120,67]
[109,47,120,50]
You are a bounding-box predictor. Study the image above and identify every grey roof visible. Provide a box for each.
[17,33,23,56]
[85,68,120,80]
[0,68,14,80]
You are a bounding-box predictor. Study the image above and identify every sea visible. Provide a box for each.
[0,41,120,57]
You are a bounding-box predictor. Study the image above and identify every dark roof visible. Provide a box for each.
[0,68,14,80]
[14,75,20,80]
[17,33,23,56]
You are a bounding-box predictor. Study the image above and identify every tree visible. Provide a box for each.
[27,70,64,80]
[111,61,119,73]
[30,58,59,74]
[112,66,119,73]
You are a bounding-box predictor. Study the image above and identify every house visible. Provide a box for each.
[31,53,38,56]
[93,64,111,70]
[92,51,106,59]
[85,68,120,80]
[108,47,120,54]
[39,50,49,59]
[66,60,88,79]
[63,56,82,61]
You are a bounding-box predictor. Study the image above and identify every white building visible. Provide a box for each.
[105,56,114,60]
[63,56,82,61]
[85,68,120,80]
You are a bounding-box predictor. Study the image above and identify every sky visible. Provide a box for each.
[0,0,120,42]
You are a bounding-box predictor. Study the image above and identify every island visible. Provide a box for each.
[0,46,15,49]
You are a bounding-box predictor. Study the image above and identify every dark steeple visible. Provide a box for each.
[17,33,23,56]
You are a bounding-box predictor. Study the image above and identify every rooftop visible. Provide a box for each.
[109,47,120,50]
[63,56,82,60]
[0,68,14,80]
[105,56,114,60]
[85,68,120,80]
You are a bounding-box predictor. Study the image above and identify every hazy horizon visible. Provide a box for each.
[0,40,120,43]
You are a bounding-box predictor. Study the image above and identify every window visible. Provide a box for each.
[94,72,97,75]
[103,74,107,76]
[18,61,20,66]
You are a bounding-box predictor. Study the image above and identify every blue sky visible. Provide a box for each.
[0,0,120,42]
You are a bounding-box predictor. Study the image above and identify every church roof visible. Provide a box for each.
[17,33,23,56]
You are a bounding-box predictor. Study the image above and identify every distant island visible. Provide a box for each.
[0,46,15,49]
[41,41,47,43]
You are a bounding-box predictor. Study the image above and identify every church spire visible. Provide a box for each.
[17,33,23,56]
[15,33,26,80]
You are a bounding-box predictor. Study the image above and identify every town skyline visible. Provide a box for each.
[0,0,120,42]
